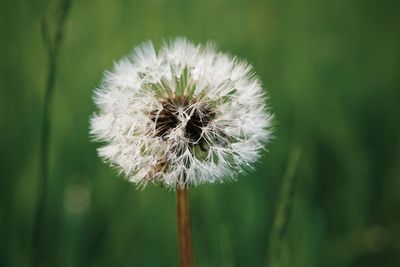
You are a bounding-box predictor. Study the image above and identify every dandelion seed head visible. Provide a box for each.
[90,38,274,189]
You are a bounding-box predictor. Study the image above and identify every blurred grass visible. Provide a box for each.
[32,1,71,266]
[267,148,300,267]
[1,0,400,266]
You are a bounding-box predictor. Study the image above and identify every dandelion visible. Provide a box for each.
[90,38,273,188]
[90,38,273,267]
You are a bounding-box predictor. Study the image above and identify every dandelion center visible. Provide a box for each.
[150,96,214,145]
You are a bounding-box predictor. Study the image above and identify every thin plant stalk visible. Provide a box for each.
[176,187,195,267]
[32,0,71,266]
[267,148,301,267]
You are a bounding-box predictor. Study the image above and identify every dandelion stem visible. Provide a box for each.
[176,187,195,267]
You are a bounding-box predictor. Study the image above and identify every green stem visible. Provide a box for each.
[267,148,301,267]
[32,1,71,266]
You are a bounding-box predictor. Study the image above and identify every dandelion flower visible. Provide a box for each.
[90,38,273,189]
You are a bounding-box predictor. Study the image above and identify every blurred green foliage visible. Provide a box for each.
[1,0,400,266]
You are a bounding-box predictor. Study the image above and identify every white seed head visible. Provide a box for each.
[90,38,273,189]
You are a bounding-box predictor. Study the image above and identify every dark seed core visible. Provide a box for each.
[150,96,214,144]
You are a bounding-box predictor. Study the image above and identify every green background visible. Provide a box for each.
[1,0,399,266]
